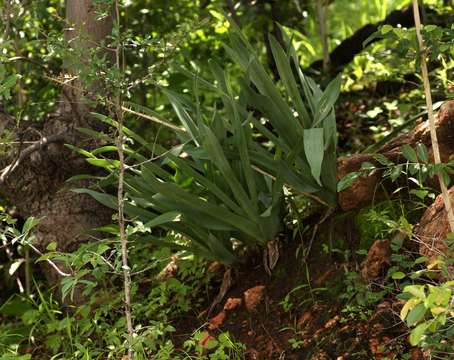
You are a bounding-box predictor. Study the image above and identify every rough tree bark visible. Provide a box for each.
[0,0,113,285]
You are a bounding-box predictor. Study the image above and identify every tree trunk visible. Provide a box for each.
[0,1,114,285]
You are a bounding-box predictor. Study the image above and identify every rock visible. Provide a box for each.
[337,154,380,211]
[324,315,340,329]
[206,298,241,332]
[297,310,313,330]
[245,348,259,359]
[415,186,454,270]
[369,338,380,356]
[223,297,242,311]
[361,239,391,280]
[208,310,226,330]
[244,285,266,312]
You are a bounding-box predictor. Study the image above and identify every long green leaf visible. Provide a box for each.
[269,36,310,128]
[303,128,324,185]
[165,90,200,144]
[313,76,341,127]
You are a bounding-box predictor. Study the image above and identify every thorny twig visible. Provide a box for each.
[113,1,134,359]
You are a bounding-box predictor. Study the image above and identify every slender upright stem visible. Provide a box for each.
[316,0,330,73]
[25,247,31,296]
[412,0,454,232]
[114,1,134,358]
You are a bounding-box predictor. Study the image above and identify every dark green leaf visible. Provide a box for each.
[416,143,429,163]
[303,128,324,185]
[401,144,418,163]
[337,172,360,192]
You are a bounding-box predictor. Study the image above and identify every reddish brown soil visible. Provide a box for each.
[170,238,419,359]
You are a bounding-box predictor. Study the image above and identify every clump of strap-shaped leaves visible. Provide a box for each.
[225,23,340,206]
[76,101,283,264]
[76,25,340,264]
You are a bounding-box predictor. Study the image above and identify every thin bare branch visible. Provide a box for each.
[0,133,68,183]
[114,1,134,358]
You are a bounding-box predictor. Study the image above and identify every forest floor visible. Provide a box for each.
[171,238,424,359]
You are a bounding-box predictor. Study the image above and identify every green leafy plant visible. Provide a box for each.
[0,236,216,359]
[75,28,343,264]
[399,280,454,349]
[0,66,19,101]
[76,24,341,264]
[183,331,246,359]
[338,143,454,193]
[224,23,340,206]
[367,24,454,66]
[77,101,283,264]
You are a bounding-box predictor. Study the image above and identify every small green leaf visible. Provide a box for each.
[144,211,182,228]
[86,158,120,169]
[404,285,426,300]
[374,154,394,166]
[22,217,39,235]
[360,162,376,171]
[314,76,341,126]
[61,277,76,302]
[406,303,426,326]
[391,271,406,280]
[410,189,428,200]
[381,24,394,34]
[92,145,118,155]
[390,164,403,182]
[72,189,118,210]
[337,172,360,192]
[409,322,428,346]
[414,256,428,265]
[401,144,418,163]
[416,143,429,163]
[46,242,57,251]
[0,74,19,95]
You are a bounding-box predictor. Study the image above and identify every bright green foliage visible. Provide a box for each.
[400,279,454,348]
[0,234,235,359]
[0,66,19,101]
[370,23,454,65]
